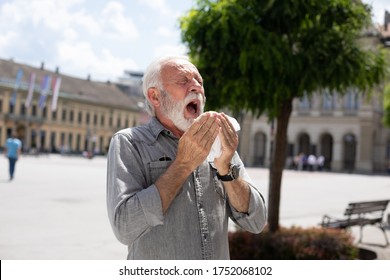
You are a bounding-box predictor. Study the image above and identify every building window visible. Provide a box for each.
[42,107,47,118]
[20,102,26,116]
[62,109,67,121]
[100,115,105,127]
[343,134,356,172]
[32,105,37,116]
[78,112,83,124]
[99,136,104,154]
[52,111,57,121]
[76,134,81,152]
[60,132,65,146]
[0,99,3,113]
[322,90,335,111]
[117,116,121,128]
[86,113,90,124]
[69,110,74,123]
[68,133,73,151]
[253,132,267,166]
[344,88,359,112]
[93,114,98,126]
[298,93,311,114]
[9,103,14,114]
[50,132,56,153]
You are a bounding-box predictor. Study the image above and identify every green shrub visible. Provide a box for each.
[228,226,358,259]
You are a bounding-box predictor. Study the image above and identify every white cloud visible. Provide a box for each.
[63,28,79,42]
[72,12,102,36]
[0,0,191,78]
[57,40,138,81]
[153,43,188,59]
[158,26,175,37]
[137,0,173,16]
[101,1,139,39]
[0,31,19,54]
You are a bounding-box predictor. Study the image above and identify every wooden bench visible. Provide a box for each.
[320,199,390,246]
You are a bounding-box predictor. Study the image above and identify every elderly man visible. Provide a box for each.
[106,55,267,260]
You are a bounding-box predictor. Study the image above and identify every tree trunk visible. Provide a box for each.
[267,98,293,232]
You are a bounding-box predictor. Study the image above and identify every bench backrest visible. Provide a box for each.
[344,200,390,217]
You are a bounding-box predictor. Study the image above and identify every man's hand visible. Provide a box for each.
[175,112,221,175]
[214,113,239,175]
[155,112,220,213]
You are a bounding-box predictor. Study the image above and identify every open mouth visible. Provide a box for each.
[186,100,200,115]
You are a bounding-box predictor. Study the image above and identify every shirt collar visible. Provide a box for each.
[148,117,177,140]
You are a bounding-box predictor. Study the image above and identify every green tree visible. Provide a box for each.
[381,47,390,127]
[384,84,390,127]
[180,0,387,232]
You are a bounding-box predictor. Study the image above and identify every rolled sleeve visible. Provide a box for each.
[137,184,164,226]
[228,153,267,234]
[230,184,267,233]
[107,132,164,245]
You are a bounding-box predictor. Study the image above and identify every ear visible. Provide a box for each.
[147,88,161,108]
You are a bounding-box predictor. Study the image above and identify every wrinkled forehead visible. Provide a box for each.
[161,59,201,77]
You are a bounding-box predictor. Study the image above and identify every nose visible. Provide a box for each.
[189,78,203,92]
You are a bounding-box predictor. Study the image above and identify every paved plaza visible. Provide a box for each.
[0,154,389,259]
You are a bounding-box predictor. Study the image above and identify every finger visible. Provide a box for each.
[218,116,238,152]
[219,114,236,139]
[200,119,220,148]
[194,112,219,137]
[220,113,236,132]
[185,112,211,136]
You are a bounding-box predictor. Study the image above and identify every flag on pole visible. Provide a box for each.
[10,68,24,106]
[38,75,52,109]
[51,76,62,111]
[25,72,36,108]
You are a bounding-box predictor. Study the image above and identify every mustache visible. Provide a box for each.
[184,92,206,104]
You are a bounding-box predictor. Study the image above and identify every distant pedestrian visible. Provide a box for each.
[4,132,22,180]
[317,155,325,171]
[307,154,317,171]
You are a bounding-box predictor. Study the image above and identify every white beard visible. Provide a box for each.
[160,91,205,132]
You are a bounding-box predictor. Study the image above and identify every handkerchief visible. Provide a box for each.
[207,115,240,161]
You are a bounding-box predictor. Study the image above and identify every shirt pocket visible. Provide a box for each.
[148,160,172,185]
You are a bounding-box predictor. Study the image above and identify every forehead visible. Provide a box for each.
[161,59,201,78]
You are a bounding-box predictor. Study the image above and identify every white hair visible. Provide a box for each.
[142,55,190,116]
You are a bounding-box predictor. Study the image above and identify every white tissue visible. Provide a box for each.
[207,115,240,161]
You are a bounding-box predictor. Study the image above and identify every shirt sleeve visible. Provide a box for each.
[106,132,164,246]
[227,153,267,234]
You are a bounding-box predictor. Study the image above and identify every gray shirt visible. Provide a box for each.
[106,117,267,259]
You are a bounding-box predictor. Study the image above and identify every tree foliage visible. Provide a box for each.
[382,49,390,127]
[384,84,390,127]
[180,0,387,232]
[180,0,386,117]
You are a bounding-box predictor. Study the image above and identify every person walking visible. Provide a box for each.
[4,132,22,180]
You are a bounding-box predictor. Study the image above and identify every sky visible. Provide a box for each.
[0,0,389,82]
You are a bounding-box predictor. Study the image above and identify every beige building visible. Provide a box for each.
[0,58,144,155]
[239,18,390,174]
[238,89,390,173]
